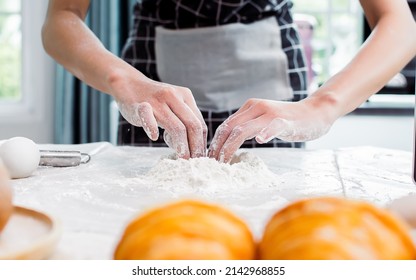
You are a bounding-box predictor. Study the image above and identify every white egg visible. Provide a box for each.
[0,137,40,179]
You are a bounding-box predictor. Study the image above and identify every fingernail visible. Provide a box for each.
[256,135,265,144]
[143,126,153,140]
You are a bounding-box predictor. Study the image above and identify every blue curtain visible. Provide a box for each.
[54,0,136,144]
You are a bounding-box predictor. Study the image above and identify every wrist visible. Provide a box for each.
[106,67,129,95]
[106,65,146,101]
[300,90,342,124]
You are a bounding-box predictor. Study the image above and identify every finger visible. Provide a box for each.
[155,104,190,159]
[255,118,288,144]
[163,131,194,158]
[217,117,266,163]
[255,118,330,143]
[182,97,208,157]
[207,122,230,159]
[208,104,262,160]
[117,102,159,141]
[225,98,257,123]
[167,97,205,158]
[136,103,159,141]
[163,130,173,150]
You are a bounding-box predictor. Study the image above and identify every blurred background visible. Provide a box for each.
[0,0,415,151]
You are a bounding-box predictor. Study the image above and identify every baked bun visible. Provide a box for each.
[259,197,416,260]
[0,161,13,233]
[114,200,255,260]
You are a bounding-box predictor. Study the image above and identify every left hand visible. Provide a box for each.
[208,97,336,163]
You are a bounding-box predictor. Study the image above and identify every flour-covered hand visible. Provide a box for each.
[208,97,337,163]
[115,77,207,159]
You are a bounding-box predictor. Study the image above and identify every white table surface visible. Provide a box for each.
[8,142,416,259]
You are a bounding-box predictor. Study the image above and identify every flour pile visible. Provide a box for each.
[139,152,279,193]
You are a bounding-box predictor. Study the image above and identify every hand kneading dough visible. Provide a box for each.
[114,200,256,260]
[259,197,416,260]
[0,160,13,232]
[0,137,40,179]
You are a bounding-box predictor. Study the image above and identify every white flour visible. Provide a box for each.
[139,152,279,194]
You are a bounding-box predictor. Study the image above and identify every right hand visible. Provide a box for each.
[112,73,207,159]
[208,93,340,163]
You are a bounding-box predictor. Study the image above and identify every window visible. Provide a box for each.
[0,0,21,102]
[0,0,54,143]
[292,0,363,87]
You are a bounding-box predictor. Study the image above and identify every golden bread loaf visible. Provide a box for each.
[0,161,13,233]
[259,197,416,260]
[114,200,256,260]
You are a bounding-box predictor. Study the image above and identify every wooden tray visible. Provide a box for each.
[0,206,61,260]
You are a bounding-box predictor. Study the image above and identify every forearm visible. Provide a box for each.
[41,1,207,158]
[41,9,142,96]
[305,6,416,120]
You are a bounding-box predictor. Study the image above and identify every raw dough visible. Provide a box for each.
[0,137,40,179]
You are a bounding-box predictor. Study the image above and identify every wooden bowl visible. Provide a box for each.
[0,206,62,260]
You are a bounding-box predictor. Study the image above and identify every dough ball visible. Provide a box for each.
[0,137,40,179]
[0,159,13,233]
[387,194,416,228]
[114,200,256,260]
[259,196,416,260]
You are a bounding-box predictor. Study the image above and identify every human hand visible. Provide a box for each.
[208,98,337,163]
[114,76,207,159]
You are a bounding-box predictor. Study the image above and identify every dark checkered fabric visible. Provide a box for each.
[118,0,308,148]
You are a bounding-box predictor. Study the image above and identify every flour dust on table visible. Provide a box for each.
[138,152,279,194]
